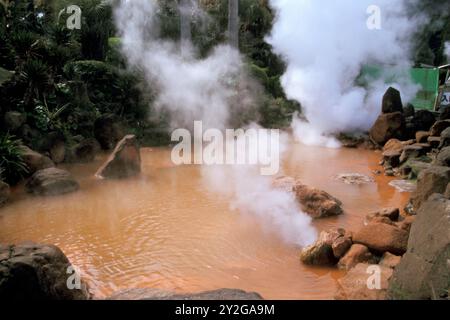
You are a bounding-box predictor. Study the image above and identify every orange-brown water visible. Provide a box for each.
[0,143,409,299]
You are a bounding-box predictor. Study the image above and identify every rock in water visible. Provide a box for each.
[335,263,393,300]
[369,112,405,146]
[0,181,10,207]
[388,194,450,300]
[335,173,374,185]
[353,222,409,255]
[25,168,79,196]
[0,243,90,300]
[382,87,403,114]
[96,135,141,179]
[300,229,345,265]
[293,183,343,218]
[107,288,263,300]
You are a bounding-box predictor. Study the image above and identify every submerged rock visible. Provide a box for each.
[353,222,409,255]
[335,263,393,300]
[388,180,417,193]
[107,288,263,300]
[0,181,10,207]
[388,194,450,300]
[25,168,79,196]
[335,173,374,185]
[293,183,343,219]
[96,135,141,179]
[0,242,90,300]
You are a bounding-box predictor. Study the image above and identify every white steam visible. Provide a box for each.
[267,0,424,146]
[114,0,317,246]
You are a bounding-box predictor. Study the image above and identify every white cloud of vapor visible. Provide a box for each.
[267,0,425,146]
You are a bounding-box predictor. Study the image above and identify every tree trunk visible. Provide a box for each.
[228,0,239,49]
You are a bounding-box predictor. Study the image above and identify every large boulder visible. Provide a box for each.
[94,114,126,150]
[21,146,54,175]
[412,110,436,132]
[3,111,26,132]
[25,168,79,196]
[0,181,10,207]
[388,194,450,300]
[411,166,450,209]
[300,229,345,266]
[435,147,450,167]
[95,135,141,179]
[370,112,405,145]
[439,127,450,149]
[429,120,450,137]
[335,263,394,300]
[107,288,263,300]
[0,243,90,300]
[337,244,377,270]
[353,222,409,255]
[67,138,100,163]
[382,87,403,114]
[293,183,343,219]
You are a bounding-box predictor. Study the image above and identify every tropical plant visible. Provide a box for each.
[20,59,52,106]
[0,133,28,185]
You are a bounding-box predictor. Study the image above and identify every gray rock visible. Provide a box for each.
[439,127,450,149]
[435,147,450,167]
[411,166,450,210]
[21,146,54,175]
[0,242,90,300]
[388,194,450,300]
[25,168,79,196]
[94,114,126,150]
[107,288,263,300]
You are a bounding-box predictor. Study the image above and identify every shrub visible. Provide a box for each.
[0,133,28,185]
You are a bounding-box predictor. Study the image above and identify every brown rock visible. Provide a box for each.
[95,135,141,179]
[332,236,353,259]
[379,252,402,269]
[94,114,126,150]
[293,183,343,219]
[338,244,377,270]
[415,131,430,143]
[353,222,409,255]
[427,136,441,148]
[399,145,427,164]
[383,139,404,154]
[396,216,416,233]
[335,263,393,300]
[49,140,65,164]
[300,229,344,266]
[272,176,296,193]
[370,112,405,145]
[68,138,100,163]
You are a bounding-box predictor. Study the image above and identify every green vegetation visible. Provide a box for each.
[0,133,28,185]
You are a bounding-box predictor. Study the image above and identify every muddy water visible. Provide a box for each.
[0,143,409,299]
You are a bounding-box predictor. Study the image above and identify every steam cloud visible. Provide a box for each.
[267,0,425,147]
[114,0,317,247]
